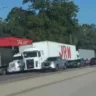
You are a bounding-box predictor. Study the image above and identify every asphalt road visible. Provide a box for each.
[0,68,76,84]
[15,67,96,96]
[0,66,90,84]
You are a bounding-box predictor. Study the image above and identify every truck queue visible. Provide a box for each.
[0,41,95,75]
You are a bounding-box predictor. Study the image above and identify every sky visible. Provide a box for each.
[73,0,96,24]
[0,0,96,24]
[0,0,28,18]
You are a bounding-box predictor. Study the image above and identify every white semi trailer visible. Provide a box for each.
[19,41,79,70]
[78,49,95,60]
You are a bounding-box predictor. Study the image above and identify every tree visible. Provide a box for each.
[22,0,79,43]
[1,0,95,50]
[77,24,96,50]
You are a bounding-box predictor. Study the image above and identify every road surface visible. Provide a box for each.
[15,67,96,96]
[0,67,86,84]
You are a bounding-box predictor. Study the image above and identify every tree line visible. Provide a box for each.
[0,0,96,50]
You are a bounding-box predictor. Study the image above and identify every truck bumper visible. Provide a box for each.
[7,68,21,73]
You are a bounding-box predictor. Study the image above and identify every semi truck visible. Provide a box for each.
[19,41,79,71]
[7,53,24,73]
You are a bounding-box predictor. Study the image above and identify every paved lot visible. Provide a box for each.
[14,67,96,96]
[0,67,85,84]
[0,66,95,96]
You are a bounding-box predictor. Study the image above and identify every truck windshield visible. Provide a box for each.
[23,51,37,58]
[13,56,23,60]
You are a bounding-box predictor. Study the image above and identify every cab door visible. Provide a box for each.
[38,51,44,68]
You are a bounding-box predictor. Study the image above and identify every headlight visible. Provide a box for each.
[50,62,55,68]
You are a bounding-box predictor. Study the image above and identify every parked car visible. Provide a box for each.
[42,56,67,71]
[67,58,86,68]
[67,60,76,68]
[84,59,90,66]
[89,58,96,65]
[78,58,86,67]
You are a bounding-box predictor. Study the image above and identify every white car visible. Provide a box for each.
[42,56,67,71]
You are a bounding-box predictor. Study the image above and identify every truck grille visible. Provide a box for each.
[26,59,34,69]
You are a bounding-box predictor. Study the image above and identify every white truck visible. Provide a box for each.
[19,41,79,71]
[7,53,24,73]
